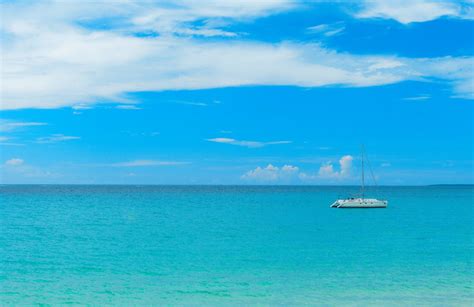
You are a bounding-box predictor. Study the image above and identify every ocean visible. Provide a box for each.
[1,185,472,305]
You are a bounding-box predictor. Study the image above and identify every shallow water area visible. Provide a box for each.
[1,185,472,305]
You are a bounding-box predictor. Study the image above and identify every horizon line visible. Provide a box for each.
[1,183,472,187]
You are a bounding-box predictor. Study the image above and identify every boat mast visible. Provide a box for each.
[361,145,365,199]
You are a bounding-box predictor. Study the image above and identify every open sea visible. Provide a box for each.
[1,185,472,305]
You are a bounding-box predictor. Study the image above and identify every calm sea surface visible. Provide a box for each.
[1,185,472,305]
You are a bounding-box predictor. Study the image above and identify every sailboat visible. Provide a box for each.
[330,146,388,208]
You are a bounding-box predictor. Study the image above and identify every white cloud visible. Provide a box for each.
[308,24,329,33]
[324,27,345,37]
[403,95,431,101]
[172,100,209,107]
[367,59,405,71]
[71,104,93,110]
[241,164,299,182]
[1,1,473,110]
[110,160,190,167]
[115,104,142,110]
[128,0,296,37]
[36,134,80,143]
[5,158,24,166]
[356,0,467,24]
[241,155,355,183]
[173,27,238,37]
[0,136,9,142]
[300,155,354,180]
[121,131,160,137]
[317,155,353,178]
[307,22,345,37]
[339,155,353,176]
[171,99,222,107]
[318,163,336,178]
[0,121,48,132]
[207,137,291,148]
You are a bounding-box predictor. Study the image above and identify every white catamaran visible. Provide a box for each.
[331,146,387,208]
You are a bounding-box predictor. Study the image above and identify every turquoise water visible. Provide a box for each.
[1,185,473,305]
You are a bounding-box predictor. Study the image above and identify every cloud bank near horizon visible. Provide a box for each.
[242,155,355,183]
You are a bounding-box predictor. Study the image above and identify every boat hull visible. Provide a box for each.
[331,198,387,208]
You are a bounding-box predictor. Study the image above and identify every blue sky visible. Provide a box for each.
[1,0,473,185]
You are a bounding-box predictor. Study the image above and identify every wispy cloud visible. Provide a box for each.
[307,22,345,37]
[242,164,299,182]
[1,1,472,110]
[36,134,80,144]
[355,0,468,24]
[175,27,239,38]
[403,95,431,101]
[115,104,142,110]
[71,104,93,110]
[121,131,160,137]
[110,160,190,167]
[2,158,61,179]
[171,100,209,107]
[207,138,292,148]
[0,136,24,146]
[5,158,24,166]
[129,0,296,37]
[0,121,47,132]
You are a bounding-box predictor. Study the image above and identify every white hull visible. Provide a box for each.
[331,198,387,208]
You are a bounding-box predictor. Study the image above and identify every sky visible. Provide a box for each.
[0,0,473,185]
